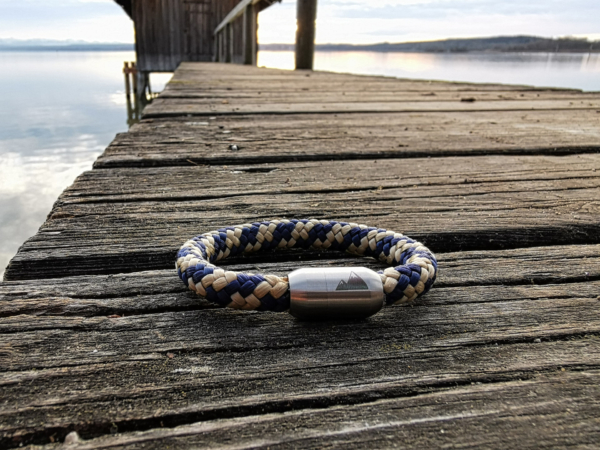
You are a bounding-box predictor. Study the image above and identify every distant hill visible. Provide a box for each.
[261,36,600,53]
[0,39,134,51]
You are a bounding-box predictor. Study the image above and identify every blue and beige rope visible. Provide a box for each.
[176,219,437,312]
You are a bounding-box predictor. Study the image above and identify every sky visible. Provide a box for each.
[0,0,599,45]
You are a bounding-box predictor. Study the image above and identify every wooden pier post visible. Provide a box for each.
[123,62,132,98]
[295,0,318,70]
[243,3,258,65]
[226,23,233,63]
[217,32,224,62]
[131,62,138,97]
[136,69,149,104]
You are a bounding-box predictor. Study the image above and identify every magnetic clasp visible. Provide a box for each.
[288,267,385,319]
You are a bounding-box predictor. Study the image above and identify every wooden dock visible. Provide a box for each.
[2,63,600,448]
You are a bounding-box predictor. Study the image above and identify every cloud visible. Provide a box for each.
[258,0,600,44]
[0,0,133,42]
[0,0,598,46]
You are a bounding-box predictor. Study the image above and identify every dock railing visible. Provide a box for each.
[215,0,318,69]
[214,0,270,66]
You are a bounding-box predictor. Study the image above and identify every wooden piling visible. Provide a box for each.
[123,62,132,98]
[131,62,138,97]
[226,23,233,63]
[295,0,318,70]
[243,4,258,65]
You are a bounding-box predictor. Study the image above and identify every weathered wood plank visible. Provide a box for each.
[5,154,600,280]
[2,263,600,446]
[168,62,579,92]
[143,97,600,118]
[158,89,599,102]
[37,370,600,449]
[165,80,569,92]
[70,154,600,203]
[143,64,599,118]
[2,244,599,316]
[95,110,600,168]
[6,190,600,280]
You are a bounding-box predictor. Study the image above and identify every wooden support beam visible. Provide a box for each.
[243,4,258,65]
[135,69,149,104]
[218,32,224,62]
[213,31,219,62]
[226,23,233,63]
[130,62,138,96]
[123,62,132,98]
[295,0,318,70]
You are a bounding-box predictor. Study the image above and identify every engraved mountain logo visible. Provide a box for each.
[336,271,369,291]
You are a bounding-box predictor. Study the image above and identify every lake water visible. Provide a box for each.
[0,50,599,278]
[260,51,600,91]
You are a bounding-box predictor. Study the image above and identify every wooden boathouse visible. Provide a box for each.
[114,0,318,97]
[2,1,600,447]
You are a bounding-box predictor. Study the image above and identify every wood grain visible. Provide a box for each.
[95,109,600,168]
[3,244,600,316]
[144,64,600,116]
[159,89,600,102]
[144,98,600,118]
[167,62,580,92]
[36,371,600,449]
[72,154,600,203]
[5,153,600,280]
[1,255,600,446]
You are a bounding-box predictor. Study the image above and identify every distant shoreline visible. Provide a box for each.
[0,44,134,52]
[2,47,597,54]
[260,47,600,54]
[0,35,598,53]
[261,36,599,53]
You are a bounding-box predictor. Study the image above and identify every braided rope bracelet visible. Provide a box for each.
[176,219,437,318]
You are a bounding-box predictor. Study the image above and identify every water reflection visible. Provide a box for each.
[258,51,600,91]
[0,51,172,277]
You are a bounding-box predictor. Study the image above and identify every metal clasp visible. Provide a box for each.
[288,267,384,320]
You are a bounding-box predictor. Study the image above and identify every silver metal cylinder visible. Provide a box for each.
[288,267,385,320]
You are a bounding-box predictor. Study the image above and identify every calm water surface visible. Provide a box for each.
[0,51,171,277]
[260,51,600,91]
[0,51,599,277]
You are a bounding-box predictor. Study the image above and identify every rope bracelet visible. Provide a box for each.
[176,219,438,317]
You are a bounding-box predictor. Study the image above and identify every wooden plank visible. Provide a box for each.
[169,62,579,87]
[67,154,600,203]
[143,97,600,118]
[166,62,584,92]
[158,89,600,101]
[3,244,600,315]
[1,250,600,446]
[4,154,600,280]
[165,80,570,92]
[95,110,600,167]
[32,371,600,449]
